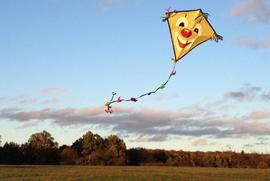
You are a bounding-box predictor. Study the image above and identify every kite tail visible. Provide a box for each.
[104,62,177,113]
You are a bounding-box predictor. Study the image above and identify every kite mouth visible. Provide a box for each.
[177,37,191,49]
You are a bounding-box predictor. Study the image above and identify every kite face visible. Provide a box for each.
[167,9,219,63]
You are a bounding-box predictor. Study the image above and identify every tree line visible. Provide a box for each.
[0,130,270,168]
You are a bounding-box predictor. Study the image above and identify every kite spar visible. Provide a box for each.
[105,8,223,113]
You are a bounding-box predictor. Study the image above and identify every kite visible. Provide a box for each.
[105,8,223,113]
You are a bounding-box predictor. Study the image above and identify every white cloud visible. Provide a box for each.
[223,84,263,101]
[39,87,67,95]
[247,110,270,120]
[261,92,270,101]
[238,36,270,49]
[41,98,60,105]
[230,0,270,23]
[191,138,217,147]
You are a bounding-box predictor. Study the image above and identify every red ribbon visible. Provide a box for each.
[171,70,176,76]
[117,96,122,103]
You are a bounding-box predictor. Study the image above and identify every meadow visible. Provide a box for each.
[0,165,270,181]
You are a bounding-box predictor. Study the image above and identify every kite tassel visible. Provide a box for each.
[162,16,169,22]
[159,84,165,89]
[211,34,223,42]
[104,102,113,114]
[165,8,171,14]
[162,8,172,22]
[202,12,210,19]
[216,34,223,41]
[162,9,176,22]
[117,96,122,103]
[130,98,138,102]
[170,70,176,76]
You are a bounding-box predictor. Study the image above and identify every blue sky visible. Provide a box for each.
[1,0,270,152]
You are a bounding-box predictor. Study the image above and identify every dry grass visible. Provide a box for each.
[0,165,269,181]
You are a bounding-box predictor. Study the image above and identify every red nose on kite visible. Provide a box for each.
[181,28,192,38]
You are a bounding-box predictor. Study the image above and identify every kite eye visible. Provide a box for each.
[194,28,199,34]
[193,24,202,35]
[176,17,188,28]
[179,22,185,27]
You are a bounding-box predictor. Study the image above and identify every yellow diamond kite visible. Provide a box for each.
[104,8,222,113]
[165,9,222,63]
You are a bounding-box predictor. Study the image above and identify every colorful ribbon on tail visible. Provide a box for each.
[105,63,176,113]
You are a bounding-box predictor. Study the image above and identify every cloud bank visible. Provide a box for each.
[1,84,269,142]
[1,105,270,142]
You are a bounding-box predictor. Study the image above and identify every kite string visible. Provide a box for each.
[105,61,177,113]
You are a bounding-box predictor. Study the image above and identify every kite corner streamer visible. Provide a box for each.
[105,8,223,113]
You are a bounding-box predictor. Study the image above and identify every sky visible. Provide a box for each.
[0,0,270,153]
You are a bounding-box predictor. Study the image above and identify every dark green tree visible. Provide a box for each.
[1,142,22,164]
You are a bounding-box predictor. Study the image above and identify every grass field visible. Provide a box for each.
[0,165,269,181]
